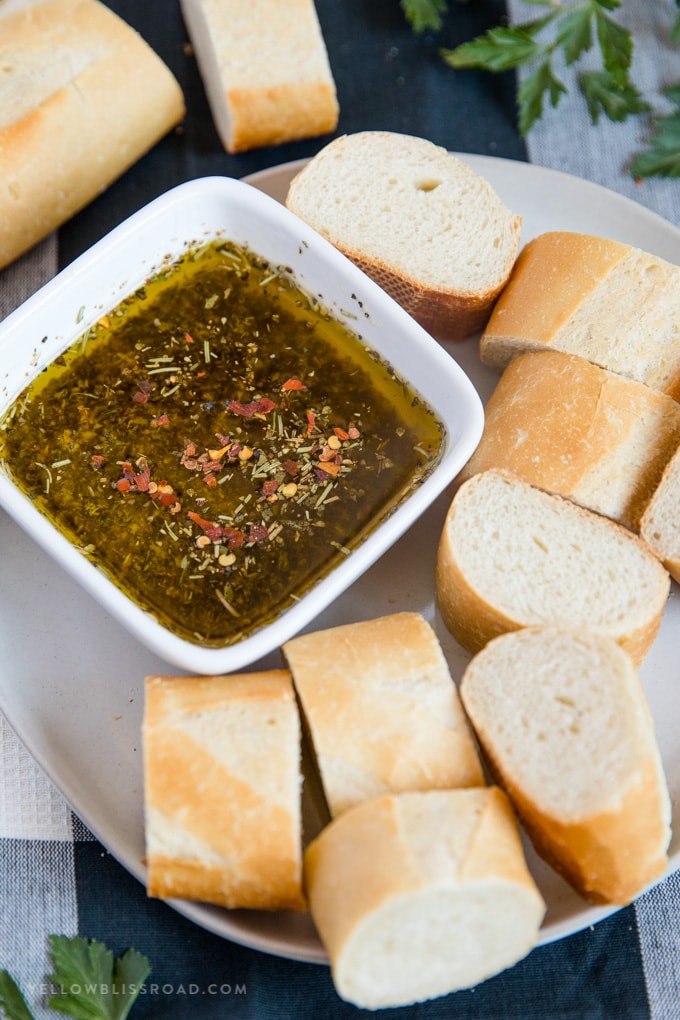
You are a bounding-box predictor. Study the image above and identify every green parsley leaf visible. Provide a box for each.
[555,5,594,65]
[401,0,448,33]
[594,6,632,74]
[518,60,567,135]
[442,25,547,73]
[630,86,680,178]
[0,971,35,1020]
[47,936,151,1020]
[580,68,649,123]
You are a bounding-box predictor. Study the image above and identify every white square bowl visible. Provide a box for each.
[0,176,483,674]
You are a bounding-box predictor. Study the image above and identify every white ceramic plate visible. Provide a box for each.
[0,155,678,965]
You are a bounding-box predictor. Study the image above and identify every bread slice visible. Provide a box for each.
[180,0,339,154]
[480,231,680,400]
[640,442,680,584]
[460,350,680,531]
[0,0,185,269]
[435,470,670,665]
[304,787,545,1009]
[282,612,484,817]
[285,131,522,341]
[460,627,671,905]
[143,669,306,911]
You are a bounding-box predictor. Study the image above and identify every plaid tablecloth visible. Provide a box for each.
[1,2,679,1017]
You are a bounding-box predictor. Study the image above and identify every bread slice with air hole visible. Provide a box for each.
[143,669,306,911]
[282,612,484,818]
[460,627,671,905]
[435,470,670,665]
[640,442,680,584]
[304,787,545,1009]
[480,231,680,400]
[285,131,522,341]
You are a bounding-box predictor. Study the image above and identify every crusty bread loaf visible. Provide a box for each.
[460,627,671,905]
[143,670,306,912]
[435,470,670,665]
[180,0,339,154]
[285,131,522,341]
[282,612,484,817]
[0,0,185,270]
[460,350,680,531]
[640,442,680,583]
[304,787,545,1009]
[480,232,680,400]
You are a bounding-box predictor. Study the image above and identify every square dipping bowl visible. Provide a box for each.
[0,177,483,674]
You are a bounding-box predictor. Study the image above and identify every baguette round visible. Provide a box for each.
[180,0,339,154]
[0,0,185,270]
[285,131,522,341]
[640,442,680,584]
[304,788,545,1010]
[480,231,680,400]
[435,470,670,665]
[460,627,671,905]
[460,350,680,531]
[283,612,484,818]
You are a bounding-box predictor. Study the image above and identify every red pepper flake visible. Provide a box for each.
[316,462,341,479]
[223,526,246,549]
[116,478,131,492]
[90,455,105,470]
[282,378,305,391]
[204,473,218,487]
[247,523,269,543]
[306,409,316,434]
[262,480,278,497]
[228,397,276,418]
[159,491,180,508]
[348,426,361,439]
[133,390,149,404]
[333,427,349,441]
[187,510,215,531]
[282,459,298,477]
[184,332,194,343]
[153,413,170,427]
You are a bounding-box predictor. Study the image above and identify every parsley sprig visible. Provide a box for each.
[0,937,150,1020]
[402,0,680,178]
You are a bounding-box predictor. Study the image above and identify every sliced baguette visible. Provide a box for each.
[460,627,671,905]
[283,612,484,818]
[460,350,680,531]
[143,670,306,912]
[180,0,339,154]
[0,0,185,270]
[285,131,522,341]
[304,788,546,1009]
[435,470,670,665]
[640,442,680,583]
[480,231,680,400]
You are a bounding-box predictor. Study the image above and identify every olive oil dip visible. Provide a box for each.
[0,240,444,646]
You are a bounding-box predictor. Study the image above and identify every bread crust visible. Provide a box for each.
[480,231,680,399]
[283,612,484,817]
[304,788,545,1008]
[143,670,306,912]
[460,629,671,905]
[0,0,185,269]
[180,0,339,154]
[435,471,670,666]
[460,350,680,530]
[640,443,680,584]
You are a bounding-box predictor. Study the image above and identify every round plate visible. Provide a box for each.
[0,154,678,964]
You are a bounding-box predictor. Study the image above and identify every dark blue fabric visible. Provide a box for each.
[73,836,649,1019]
[57,0,526,269]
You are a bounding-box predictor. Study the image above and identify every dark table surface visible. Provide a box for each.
[1,2,678,1018]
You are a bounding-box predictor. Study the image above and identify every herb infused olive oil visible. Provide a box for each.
[0,241,444,645]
